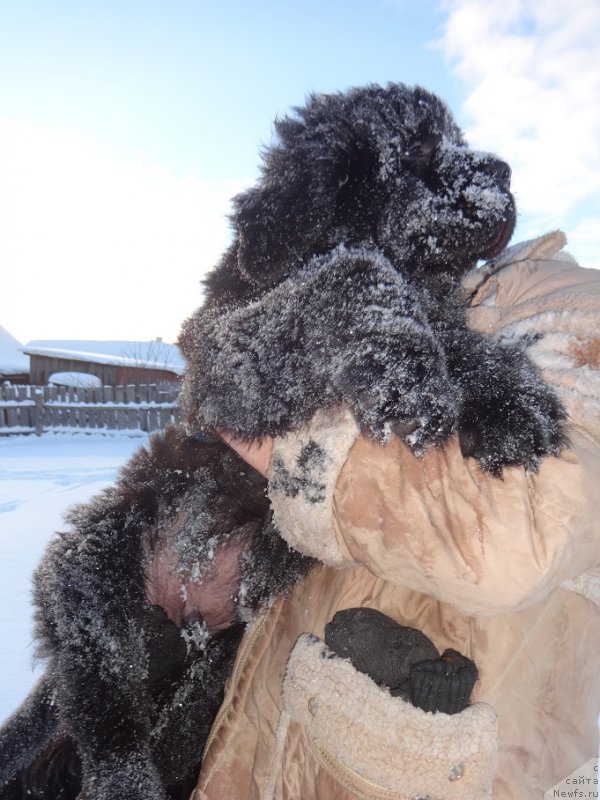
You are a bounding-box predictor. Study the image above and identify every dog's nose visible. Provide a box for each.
[486,158,512,188]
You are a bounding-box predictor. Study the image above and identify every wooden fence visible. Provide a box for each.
[0,384,180,436]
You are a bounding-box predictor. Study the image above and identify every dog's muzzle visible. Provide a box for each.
[481,206,517,258]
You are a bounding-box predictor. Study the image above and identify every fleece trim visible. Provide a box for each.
[282,633,498,800]
[268,407,360,566]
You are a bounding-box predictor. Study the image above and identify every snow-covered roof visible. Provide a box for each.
[49,372,104,388]
[22,340,186,375]
[0,325,29,376]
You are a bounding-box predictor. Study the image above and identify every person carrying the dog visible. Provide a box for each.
[198,230,600,800]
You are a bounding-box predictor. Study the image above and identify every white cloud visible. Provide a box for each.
[437,0,600,266]
[566,216,600,271]
[0,119,245,343]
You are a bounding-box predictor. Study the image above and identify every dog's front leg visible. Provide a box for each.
[306,249,462,450]
[0,673,60,791]
[146,621,244,794]
[34,511,166,800]
[179,248,461,451]
[435,322,567,475]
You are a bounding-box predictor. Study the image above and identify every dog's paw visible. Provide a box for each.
[82,755,166,800]
[340,356,460,452]
[458,377,568,476]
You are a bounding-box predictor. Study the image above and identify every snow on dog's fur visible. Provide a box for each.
[0,83,567,800]
[180,83,566,474]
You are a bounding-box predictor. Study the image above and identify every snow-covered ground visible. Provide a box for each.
[0,431,147,721]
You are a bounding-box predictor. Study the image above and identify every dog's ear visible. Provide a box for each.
[233,110,354,286]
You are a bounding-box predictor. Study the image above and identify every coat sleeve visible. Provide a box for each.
[268,233,600,617]
[333,429,600,616]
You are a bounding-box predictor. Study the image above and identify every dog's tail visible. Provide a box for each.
[0,673,63,790]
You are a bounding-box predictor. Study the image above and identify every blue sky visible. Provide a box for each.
[1,1,456,180]
[1,1,598,344]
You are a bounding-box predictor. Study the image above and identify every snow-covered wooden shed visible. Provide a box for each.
[22,339,185,386]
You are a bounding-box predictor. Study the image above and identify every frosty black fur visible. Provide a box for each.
[0,426,313,800]
[180,82,566,474]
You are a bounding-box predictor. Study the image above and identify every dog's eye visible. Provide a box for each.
[403,142,426,159]
[402,133,442,162]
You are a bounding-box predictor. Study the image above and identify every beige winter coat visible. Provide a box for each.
[194,232,600,800]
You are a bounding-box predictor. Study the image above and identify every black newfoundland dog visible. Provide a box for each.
[179,82,565,473]
[0,83,566,800]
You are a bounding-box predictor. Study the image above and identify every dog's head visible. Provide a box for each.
[218,83,515,292]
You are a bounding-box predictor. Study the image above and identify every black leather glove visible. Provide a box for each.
[325,608,478,714]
